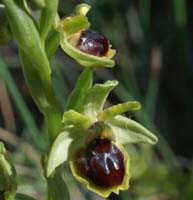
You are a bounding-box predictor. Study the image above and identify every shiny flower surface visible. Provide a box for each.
[58,4,116,68]
[46,70,158,198]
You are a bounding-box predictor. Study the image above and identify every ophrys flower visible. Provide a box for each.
[46,70,157,197]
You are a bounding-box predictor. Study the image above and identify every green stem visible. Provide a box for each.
[44,109,62,144]
[20,50,62,143]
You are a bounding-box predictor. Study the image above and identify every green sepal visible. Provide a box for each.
[108,115,158,144]
[15,193,36,200]
[47,170,70,200]
[98,101,141,122]
[46,125,85,177]
[81,80,118,121]
[62,110,92,130]
[60,3,91,36]
[65,68,93,112]
[0,142,17,200]
[61,15,90,36]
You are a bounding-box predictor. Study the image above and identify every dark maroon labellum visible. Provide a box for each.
[76,29,109,57]
[75,138,125,188]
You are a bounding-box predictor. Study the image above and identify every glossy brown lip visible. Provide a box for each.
[76,29,109,57]
[74,138,125,188]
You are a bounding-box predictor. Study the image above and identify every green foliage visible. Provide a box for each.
[1,0,193,199]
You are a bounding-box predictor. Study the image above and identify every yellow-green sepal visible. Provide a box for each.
[81,80,118,121]
[70,142,130,198]
[61,15,90,37]
[46,125,85,177]
[109,115,158,145]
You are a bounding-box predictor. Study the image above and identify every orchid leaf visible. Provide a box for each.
[46,126,85,177]
[98,101,141,122]
[81,80,118,121]
[108,115,158,145]
[65,68,93,112]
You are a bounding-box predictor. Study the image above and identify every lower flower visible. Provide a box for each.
[46,79,158,198]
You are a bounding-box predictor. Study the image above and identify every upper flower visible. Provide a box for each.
[46,69,158,198]
[56,3,116,68]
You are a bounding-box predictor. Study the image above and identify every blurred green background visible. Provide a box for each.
[0,0,193,199]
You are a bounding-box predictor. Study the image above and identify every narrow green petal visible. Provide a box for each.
[98,101,141,122]
[46,126,85,177]
[62,110,92,130]
[81,80,118,121]
[65,68,93,112]
[108,115,158,144]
